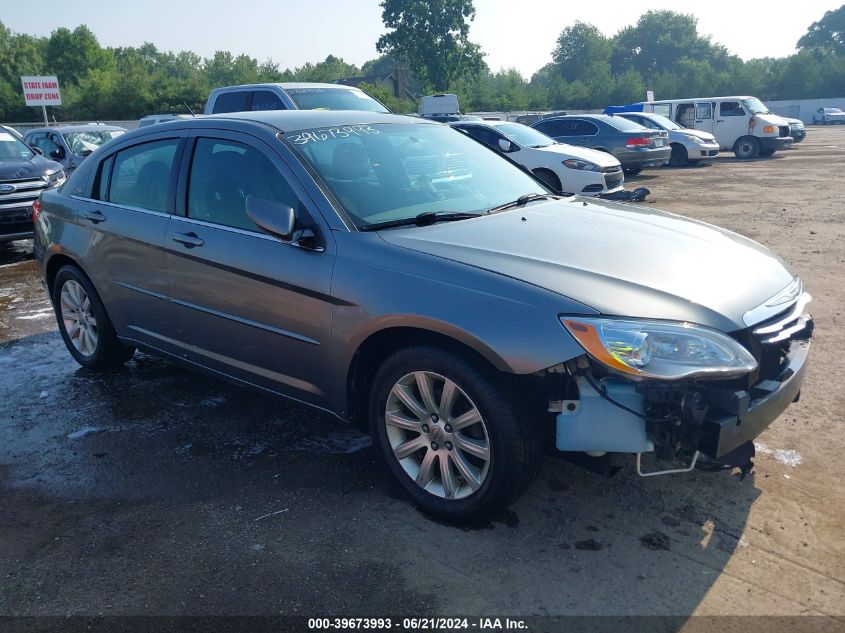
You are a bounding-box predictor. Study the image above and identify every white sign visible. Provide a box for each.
[21,76,62,106]
[646,90,655,102]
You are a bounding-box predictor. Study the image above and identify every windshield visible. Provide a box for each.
[824,108,843,114]
[63,130,123,154]
[0,130,34,162]
[644,114,681,130]
[286,88,389,113]
[496,123,554,148]
[742,98,770,115]
[287,123,548,229]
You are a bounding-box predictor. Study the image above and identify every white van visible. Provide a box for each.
[632,96,792,159]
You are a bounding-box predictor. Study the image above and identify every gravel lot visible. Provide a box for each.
[0,127,843,626]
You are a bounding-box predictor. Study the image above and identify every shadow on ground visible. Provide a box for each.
[0,330,759,621]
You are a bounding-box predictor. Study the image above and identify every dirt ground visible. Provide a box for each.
[0,127,843,629]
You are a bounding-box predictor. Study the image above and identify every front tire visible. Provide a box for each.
[623,166,642,175]
[733,136,759,159]
[369,346,540,521]
[669,143,688,167]
[52,265,135,370]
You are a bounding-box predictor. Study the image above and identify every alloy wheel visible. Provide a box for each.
[385,371,491,500]
[60,279,98,357]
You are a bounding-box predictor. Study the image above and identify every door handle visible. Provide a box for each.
[81,210,106,224]
[170,231,204,248]
[716,120,725,123]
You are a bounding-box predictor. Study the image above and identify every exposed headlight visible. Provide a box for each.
[563,159,601,172]
[45,170,66,188]
[560,317,758,380]
[685,135,704,144]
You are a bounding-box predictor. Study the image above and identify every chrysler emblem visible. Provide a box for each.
[0,184,17,194]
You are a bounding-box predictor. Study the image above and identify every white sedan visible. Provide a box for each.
[451,120,624,195]
[813,107,845,125]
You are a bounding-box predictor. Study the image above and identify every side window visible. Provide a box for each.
[464,126,503,149]
[251,90,286,111]
[695,103,712,119]
[93,155,114,201]
[577,120,599,135]
[211,91,250,114]
[533,120,561,136]
[27,133,45,152]
[551,120,582,137]
[187,138,299,232]
[109,139,179,212]
[652,104,671,118]
[720,101,744,117]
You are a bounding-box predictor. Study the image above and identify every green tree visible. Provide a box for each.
[611,11,710,75]
[552,22,611,83]
[376,0,484,92]
[45,25,112,85]
[798,4,845,55]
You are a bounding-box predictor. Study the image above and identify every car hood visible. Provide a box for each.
[378,197,795,332]
[677,128,717,142]
[0,154,63,180]
[756,113,789,126]
[534,143,620,167]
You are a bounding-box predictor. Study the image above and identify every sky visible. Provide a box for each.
[2,0,842,78]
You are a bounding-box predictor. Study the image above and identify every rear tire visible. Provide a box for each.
[369,346,541,522]
[52,265,135,370]
[733,136,759,159]
[533,168,561,194]
[669,143,688,167]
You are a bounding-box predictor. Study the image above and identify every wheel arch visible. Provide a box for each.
[45,252,88,294]
[345,325,510,429]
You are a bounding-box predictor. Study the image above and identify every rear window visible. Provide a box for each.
[212,91,251,114]
[285,88,388,113]
[605,116,647,131]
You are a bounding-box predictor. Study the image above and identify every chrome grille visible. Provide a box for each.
[751,293,812,344]
[0,177,48,213]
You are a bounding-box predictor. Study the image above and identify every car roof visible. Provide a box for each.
[212,82,365,92]
[24,124,125,134]
[156,110,429,133]
[542,114,615,123]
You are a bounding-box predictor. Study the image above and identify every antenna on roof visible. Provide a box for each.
[183,102,196,117]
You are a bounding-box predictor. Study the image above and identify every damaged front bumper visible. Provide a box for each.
[553,323,812,475]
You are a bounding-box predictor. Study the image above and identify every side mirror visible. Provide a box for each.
[31,146,43,155]
[246,195,295,240]
[498,138,518,152]
[49,148,65,160]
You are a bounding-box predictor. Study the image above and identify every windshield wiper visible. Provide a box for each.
[485,192,557,214]
[359,211,481,232]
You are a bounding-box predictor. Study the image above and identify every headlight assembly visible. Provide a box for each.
[45,170,66,188]
[561,317,757,380]
[563,159,601,172]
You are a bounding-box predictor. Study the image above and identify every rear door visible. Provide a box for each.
[164,129,336,407]
[694,101,714,135]
[76,131,187,353]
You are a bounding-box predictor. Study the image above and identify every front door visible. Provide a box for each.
[714,100,749,149]
[165,130,336,408]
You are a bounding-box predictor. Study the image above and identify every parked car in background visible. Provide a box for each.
[609,96,792,159]
[610,111,719,166]
[138,114,193,127]
[785,118,806,143]
[33,110,813,519]
[204,82,389,114]
[24,124,125,173]
[0,127,65,243]
[813,107,845,124]
[417,93,482,123]
[532,114,670,174]
[451,119,624,195]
